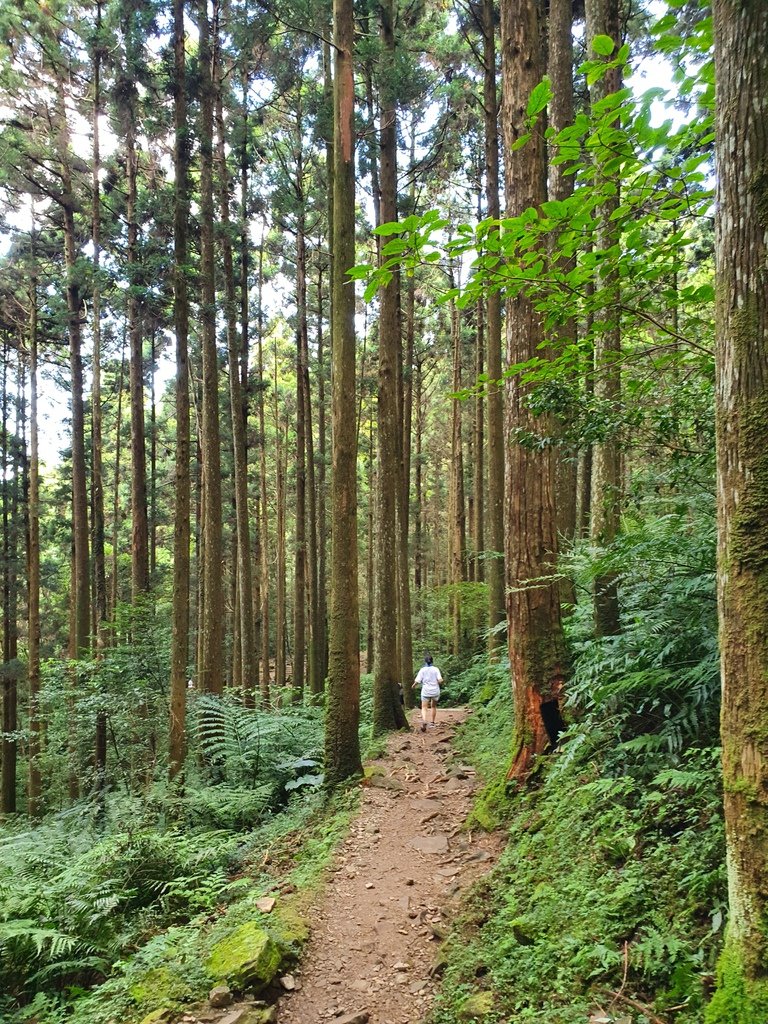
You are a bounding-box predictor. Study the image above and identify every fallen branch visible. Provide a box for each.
[604,989,668,1024]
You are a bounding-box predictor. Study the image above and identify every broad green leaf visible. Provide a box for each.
[591,34,615,56]
[526,77,551,117]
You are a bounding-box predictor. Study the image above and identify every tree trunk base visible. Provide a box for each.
[507,683,565,784]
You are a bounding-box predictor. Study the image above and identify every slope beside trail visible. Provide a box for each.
[276,707,503,1024]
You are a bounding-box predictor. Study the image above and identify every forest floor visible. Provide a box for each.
[274,706,503,1024]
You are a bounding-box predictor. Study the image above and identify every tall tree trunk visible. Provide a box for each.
[707,2,768,1018]
[372,0,408,735]
[366,425,375,674]
[305,315,322,698]
[324,0,363,784]
[150,328,157,578]
[197,0,225,694]
[549,0,577,543]
[57,95,90,667]
[448,280,467,658]
[92,4,108,796]
[320,40,333,692]
[316,262,329,689]
[397,121,417,710]
[294,177,308,704]
[501,0,568,783]
[274,361,287,691]
[169,0,191,781]
[585,0,622,636]
[121,40,150,599]
[110,351,125,619]
[414,356,424,591]
[473,285,485,582]
[214,39,256,700]
[240,70,261,705]
[1,349,18,815]
[483,0,505,656]
[549,0,577,607]
[257,231,271,704]
[27,250,42,816]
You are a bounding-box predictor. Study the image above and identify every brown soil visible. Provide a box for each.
[276,707,502,1024]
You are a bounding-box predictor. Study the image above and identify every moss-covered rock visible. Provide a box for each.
[130,966,193,1008]
[269,905,310,953]
[458,991,494,1020]
[206,922,281,990]
[138,1010,173,1024]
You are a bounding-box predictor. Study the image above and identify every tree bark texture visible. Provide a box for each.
[214,42,257,700]
[324,0,363,784]
[197,0,225,694]
[708,1,768,1017]
[294,194,308,704]
[548,0,578,555]
[482,0,506,656]
[120,38,150,599]
[169,0,191,781]
[27,265,42,815]
[58,109,91,662]
[448,282,467,658]
[501,0,568,783]
[372,0,409,735]
[585,0,622,636]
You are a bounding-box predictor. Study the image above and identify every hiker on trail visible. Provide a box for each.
[413,655,443,733]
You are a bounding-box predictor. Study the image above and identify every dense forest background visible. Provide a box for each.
[0,0,767,1021]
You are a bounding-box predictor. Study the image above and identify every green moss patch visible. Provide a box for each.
[705,945,768,1024]
[206,922,281,989]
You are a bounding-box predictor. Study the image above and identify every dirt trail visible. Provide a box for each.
[277,707,502,1024]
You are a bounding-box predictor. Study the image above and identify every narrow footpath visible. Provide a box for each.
[276,707,503,1024]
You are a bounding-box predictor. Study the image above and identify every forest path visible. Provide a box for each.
[276,707,503,1024]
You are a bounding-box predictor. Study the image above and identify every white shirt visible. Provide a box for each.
[415,664,442,696]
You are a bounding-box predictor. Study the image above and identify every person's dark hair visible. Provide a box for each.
[425,655,433,666]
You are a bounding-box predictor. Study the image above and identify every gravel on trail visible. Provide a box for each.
[276,707,502,1024]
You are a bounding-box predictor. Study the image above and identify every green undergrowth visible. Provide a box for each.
[0,785,358,1024]
[430,668,726,1024]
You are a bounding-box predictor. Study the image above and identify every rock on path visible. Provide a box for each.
[276,708,502,1024]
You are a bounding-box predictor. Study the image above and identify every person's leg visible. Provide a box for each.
[420,699,428,731]
[430,698,437,725]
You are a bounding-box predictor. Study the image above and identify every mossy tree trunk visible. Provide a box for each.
[324,0,363,784]
[501,0,568,783]
[707,2,768,1019]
